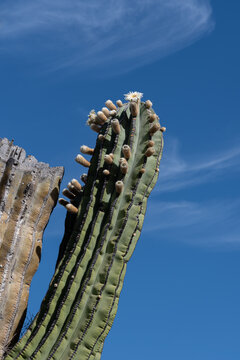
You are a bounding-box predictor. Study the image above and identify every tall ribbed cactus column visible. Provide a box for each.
[5,92,165,360]
[0,138,63,358]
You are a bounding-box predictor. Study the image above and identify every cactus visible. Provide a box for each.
[4,92,165,360]
[0,138,64,358]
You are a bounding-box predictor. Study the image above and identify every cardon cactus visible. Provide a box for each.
[3,92,165,360]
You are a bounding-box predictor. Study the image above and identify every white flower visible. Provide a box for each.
[86,109,96,125]
[124,91,143,102]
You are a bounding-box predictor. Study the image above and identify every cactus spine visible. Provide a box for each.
[5,92,165,360]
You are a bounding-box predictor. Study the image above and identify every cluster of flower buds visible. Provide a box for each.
[58,178,82,214]
[59,92,166,213]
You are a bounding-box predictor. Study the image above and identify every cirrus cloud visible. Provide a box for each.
[0,0,214,73]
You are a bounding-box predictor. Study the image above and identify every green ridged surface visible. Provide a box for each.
[5,99,164,360]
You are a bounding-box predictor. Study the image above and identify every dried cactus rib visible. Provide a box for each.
[0,138,63,359]
[6,95,164,360]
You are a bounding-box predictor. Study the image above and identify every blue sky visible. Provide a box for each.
[1,0,240,359]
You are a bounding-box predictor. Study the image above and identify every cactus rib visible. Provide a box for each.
[5,93,164,360]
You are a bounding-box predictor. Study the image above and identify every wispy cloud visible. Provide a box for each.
[144,199,240,246]
[157,138,240,192]
[0,0,214,72]
[147,138,240,247]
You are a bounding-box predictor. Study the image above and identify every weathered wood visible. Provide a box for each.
[0,138,64,358]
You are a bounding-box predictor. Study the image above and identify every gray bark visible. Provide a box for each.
[0,138,64,358]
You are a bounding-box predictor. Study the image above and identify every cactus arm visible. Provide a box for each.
[5,94,164,360]
[67,103,163,359]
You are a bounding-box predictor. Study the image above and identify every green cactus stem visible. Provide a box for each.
[5,92,165,360]
[0,138,63,358]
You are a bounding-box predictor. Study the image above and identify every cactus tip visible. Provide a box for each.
[104,154,113,165]
[97,111,108,123]
[147,140,155,147]
[130,102,139,117]
[103,169,110,176]
[58,198,69,207]
[98,134,105,141]
[90,124,101,133]
[80,145,94,155]
[105,100,117,111]
[111,119,120,134]
[109,109,117,117]
[149,113,158,123]
[62,188,75,200]
[115,180,124,194]
[120,162,128,174]
[75,154,90,168]
[71,178,82,191]
[66,203,78,214]
[122,144,131,159]
[102,107,110,117]
[150,123,160,135]
[119,157,127,164]
[116,100,123,107]
[145,147,155,157]
[81,173,88,183]
[145,100,153,108]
